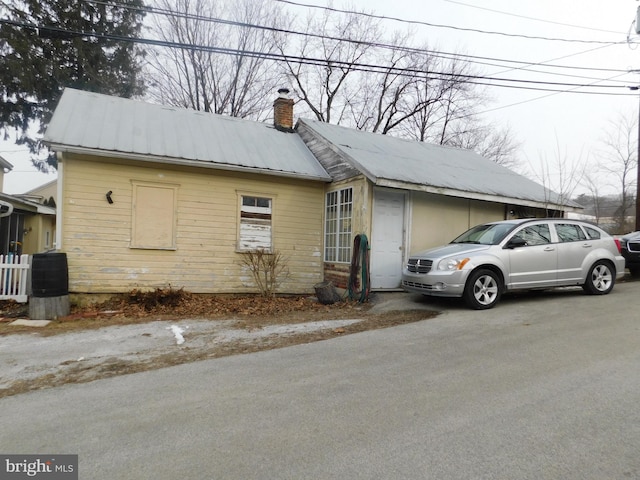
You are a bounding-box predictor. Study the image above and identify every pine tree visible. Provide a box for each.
[0,0,146,170]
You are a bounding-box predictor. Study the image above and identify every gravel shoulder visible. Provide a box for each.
[0,292,439,397]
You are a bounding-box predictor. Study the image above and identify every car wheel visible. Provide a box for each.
[582,261,615,295]
[463,269,502,310]
[628,266,640,278]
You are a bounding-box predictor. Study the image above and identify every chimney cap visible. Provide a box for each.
[277,88,290,97]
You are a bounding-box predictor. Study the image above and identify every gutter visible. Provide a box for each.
[374,178,582,213]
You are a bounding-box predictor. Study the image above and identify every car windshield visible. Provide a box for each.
[451,223,516,246]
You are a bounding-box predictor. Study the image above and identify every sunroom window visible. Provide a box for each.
[325,188,353,262]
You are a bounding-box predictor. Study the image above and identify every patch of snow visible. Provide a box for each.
[167,325,187,345]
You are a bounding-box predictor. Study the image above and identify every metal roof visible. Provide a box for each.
[298,118,579,209]
[44,89,331,181]
[0,192,56,215]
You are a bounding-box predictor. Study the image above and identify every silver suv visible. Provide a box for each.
[402,218,625,309]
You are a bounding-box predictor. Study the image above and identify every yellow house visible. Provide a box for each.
[14,180,58,254]
[0,157,56,257]
[43,88,578,297]
[44,89,330,295]
[296,119,579,290]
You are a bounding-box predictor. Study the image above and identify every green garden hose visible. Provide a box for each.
[347,234,371,303]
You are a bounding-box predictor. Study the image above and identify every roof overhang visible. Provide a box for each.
[375,178,582,213]
[0,193,56,215]
[49,144,332,183]
[0,155,13,172]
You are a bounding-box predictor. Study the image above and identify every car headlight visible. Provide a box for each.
[438,257,470,271]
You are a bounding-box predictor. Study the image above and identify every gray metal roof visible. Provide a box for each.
[0,192,56,215]
[298,118,578,209]
[44,89,331,181]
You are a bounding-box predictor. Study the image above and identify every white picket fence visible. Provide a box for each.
[0,254,30,303]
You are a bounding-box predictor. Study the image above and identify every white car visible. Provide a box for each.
[402,218,625,309]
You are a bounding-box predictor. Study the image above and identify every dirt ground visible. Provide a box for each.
[0,289,438,398]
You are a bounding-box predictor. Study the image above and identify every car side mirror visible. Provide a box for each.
[506,237,527,249]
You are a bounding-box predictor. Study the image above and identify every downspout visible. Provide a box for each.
[55,152,64,250]
[0,200,13,218]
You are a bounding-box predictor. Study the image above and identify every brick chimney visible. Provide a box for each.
[273,88,294,132]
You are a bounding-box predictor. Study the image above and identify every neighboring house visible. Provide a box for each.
[14,180,58,254]
[43,88,579,296]
[0,157,56,256]
[17,179,58,208]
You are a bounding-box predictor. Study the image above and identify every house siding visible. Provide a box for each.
[22,214,56,253]
[408,192,506,254]
[60,154,325,294]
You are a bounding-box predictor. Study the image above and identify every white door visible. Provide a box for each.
[371,190,405,289]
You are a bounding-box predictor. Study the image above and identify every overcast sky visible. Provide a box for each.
[357,0,640,195]
[3,0,639,196]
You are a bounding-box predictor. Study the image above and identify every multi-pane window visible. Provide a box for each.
[325,188,353,262]
[239,195,272,251]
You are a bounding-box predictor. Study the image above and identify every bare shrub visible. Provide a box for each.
[239,250,290,297]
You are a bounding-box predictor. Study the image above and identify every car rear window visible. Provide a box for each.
[556,223,587,242]
[584,226,601,239]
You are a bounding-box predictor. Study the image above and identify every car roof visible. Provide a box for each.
[488,218,600,228]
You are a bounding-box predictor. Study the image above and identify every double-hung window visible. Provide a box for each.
[239,195,272,251]
[325,188,353,262]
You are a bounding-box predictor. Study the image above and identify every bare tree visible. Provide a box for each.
[277,6,520,165]
[276,5,382,124]
[579,173,604,224]
[146,0,285,119]
[353,43,478,138]
[444,121,521,168]
[532,136,586,217]
[598,109,637,233]
[145,0,520,166]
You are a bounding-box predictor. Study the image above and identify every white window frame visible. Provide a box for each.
[238,194,273,252]
[324,187,353,263]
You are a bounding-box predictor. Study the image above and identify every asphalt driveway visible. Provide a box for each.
[2,282,640,479]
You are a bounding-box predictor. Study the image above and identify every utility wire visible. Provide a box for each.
[83,0,636,79]
[2,17,636,97]
[462,72,632,120]
[274,0,630,45]
[442,0,626,35]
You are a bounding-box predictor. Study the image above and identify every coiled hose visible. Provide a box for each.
[347,234,371,303]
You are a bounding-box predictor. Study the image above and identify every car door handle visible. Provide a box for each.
[582,243,592,248]
[544,247,555,252]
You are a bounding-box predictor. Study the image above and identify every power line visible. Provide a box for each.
[465,72,632,120]
[441,0,626,35]
[82,0,635,86]
[274,0,630,45]
[3,18,634,96]
[72,0,636,80]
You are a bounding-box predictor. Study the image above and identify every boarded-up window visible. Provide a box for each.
[325,188,352,262]
[239,196,272,251]
[131,182,177,249]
